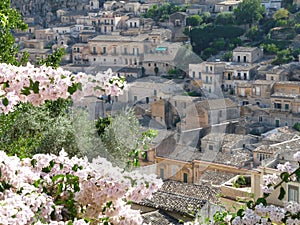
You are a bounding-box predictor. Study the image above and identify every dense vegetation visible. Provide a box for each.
[185,0,300,63]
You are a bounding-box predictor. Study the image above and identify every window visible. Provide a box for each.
[199,72,202,79]
[259,116,263,122]
[133,48,139,56]
[206,76,208,83]
[160,168,164,179]
[154,90,157,96]
[114,59,116,64]
[192,71,195,78]
[271,76,274,81]
[274,103,282,109]
[103,47,106,54]
[143,151,148,161]
[124,47,127,55]
[113,47,116,55]
[93,46,96,54]
[275,119,280,127]
[219,110,222,118]
[237,56,240,62]
[134,96,137,102]
[288,185,299,202]
[255,87,261,96]
[285,104,289,111]
[210,77,212,83]
[257,153,269,161]
[174,101,177,107]
[209,145,213,150]
[243,56,247,62]
[183,173,188,183]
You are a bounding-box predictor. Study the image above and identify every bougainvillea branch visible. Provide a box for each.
[0,63,126,114]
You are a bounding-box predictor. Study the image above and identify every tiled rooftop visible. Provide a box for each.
[195,98,238,111]
[142,210,179,225]
[139,180,220,216]
[200,171,236,185]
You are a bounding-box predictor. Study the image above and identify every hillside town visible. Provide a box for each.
[8,0,300,224]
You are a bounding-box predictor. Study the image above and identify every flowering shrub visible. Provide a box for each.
[0,63,126,114]
[0,63,164,224]
[0,150,163,224]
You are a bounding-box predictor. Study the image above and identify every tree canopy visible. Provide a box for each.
[215,12,235,25]
[0,0,27,65]
[186,15,203,27]
[234,0,265,25]
[273,8,289,21]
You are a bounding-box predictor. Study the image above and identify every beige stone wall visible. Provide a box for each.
[236,86,252,97]
[185,106,208,129]
[156,157,194,183]
[273,83,300,95]
[233,48,263,63]
[88,39,145,66]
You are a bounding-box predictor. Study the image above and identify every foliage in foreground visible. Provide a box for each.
[0,150,163,224]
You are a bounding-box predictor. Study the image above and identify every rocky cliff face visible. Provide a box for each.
[11,0,91,26]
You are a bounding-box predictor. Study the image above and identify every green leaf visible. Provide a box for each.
[237,208,244,217]
[67,84,78,95]
[2,97,8,106]
[57,183,63,196]
[32,81,40,94]
[256,197,267,206]
[72,164,78,172]
[280,172,290,182]
[31,159,37,167]
[21,87,31,95]
[52,174,64,182]
[74,182,80,192]
[246,200,254,209]
[278,186,286,200]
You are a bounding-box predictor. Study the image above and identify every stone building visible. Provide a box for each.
[232,47,263,64]
[252,147,300,205]
[86,33,148,67]
[214,0,241,13]
[184,98,240,129]
[189,62,225,95]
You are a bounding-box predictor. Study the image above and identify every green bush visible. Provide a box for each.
[262,43,279,54]
[190,25,245,54]
[221,51,233,61]
[293,122,300,131]
[233,175,247,188]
